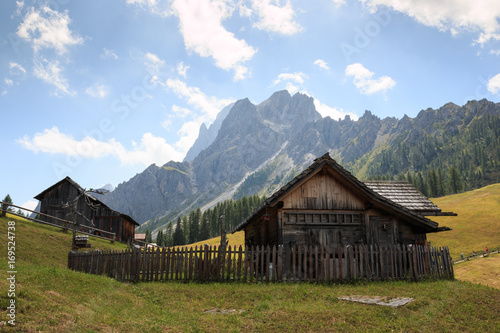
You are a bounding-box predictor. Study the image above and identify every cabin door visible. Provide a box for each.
[370,216,392,245]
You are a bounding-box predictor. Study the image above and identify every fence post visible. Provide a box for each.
[278,245,283,281]
[266,245,271,282]
[447,247,454,279]
[227,245,232,281]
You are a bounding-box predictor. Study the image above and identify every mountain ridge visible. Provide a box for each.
[100,91,500,233]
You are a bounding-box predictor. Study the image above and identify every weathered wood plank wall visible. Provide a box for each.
[68,244,454,283]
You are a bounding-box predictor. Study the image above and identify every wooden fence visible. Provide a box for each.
[67,244,454,283]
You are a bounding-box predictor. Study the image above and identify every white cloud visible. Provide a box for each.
[3,62,27,91]
[273,72,307,85]
[487,73,500,94]
[233,65,251,81]
[284,82,299,94]
[33,58,75,96]
[144,52,165,75]
[160,79,235,155]
[176,61,189,78]
[21,200,38,215]
[122,133,184,165]
[126,0,172,17]
[361,0,500,46]
[490,49,500,56]
[345,63,395,95]
[171,0,257,80]
[165,78,235,119]
[314,59,330,71]
[100,48,118,60]
[161,118,172,130]
[175,120,204,152]
[171,104,191,117]
[16,6,83,54]
[18,127,112,157]
[16,1,24,13]
[332,0,346,8]
[17,126,185,165]
[10,62,27,75]
[249,0,302,35]
[273,72,307,94]
[314,99,359,121]
[85,84,109,98]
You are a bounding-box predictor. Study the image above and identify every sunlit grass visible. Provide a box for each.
[185,230,245,248]
[454,253,500,290]
[429,183,500,260]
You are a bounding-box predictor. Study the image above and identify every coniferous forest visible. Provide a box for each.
[363,113,500,197]
[153,194,264,246]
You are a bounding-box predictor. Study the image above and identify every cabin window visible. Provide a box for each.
[284,212,363,225]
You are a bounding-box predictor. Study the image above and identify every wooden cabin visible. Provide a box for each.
[233,153,454,249]
[34,177,139,243]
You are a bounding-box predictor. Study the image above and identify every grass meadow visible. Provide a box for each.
[0,183,499,332]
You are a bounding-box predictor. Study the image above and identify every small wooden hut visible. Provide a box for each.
[34,177,139,243]
[233,153,454,248]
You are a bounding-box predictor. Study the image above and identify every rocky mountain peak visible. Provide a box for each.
[183,102,234,162]
[100,92,500,234]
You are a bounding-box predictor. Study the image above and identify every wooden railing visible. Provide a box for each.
[68,244,454,283]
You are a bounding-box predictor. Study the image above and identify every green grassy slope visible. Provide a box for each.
[454,253,500,290]
[1,214,499,332]
[428,183,500,260]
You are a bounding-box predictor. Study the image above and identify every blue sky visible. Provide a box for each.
[2,0,500,213]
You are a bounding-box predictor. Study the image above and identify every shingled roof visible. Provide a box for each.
[233,153,453,233]
[363,180,455,216]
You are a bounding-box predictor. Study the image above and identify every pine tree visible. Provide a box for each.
[173,217,184,246]
[199,211,210,241]
[427,169,438,197]
[145,229,152,243]
[188,209,200,244]
[165,221,173,247]
[436,167,446,197]
[449,166,462,194]
[1,194,13,217]
[182,215,189,244]
[156,229,164,246]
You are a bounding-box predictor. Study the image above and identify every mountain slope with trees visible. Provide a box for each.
[100,91,500,235]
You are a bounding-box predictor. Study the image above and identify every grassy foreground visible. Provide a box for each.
[1,214,500,332]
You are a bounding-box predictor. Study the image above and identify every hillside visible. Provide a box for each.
[428,183,500,259]
[1,215,499,332]
[454,254,500,290]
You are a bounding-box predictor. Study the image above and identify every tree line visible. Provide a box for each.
[369,165,463,198]
[148,194,264,247]
[1,194,28,217]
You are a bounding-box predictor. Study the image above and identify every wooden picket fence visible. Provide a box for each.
[67,244,454,283]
